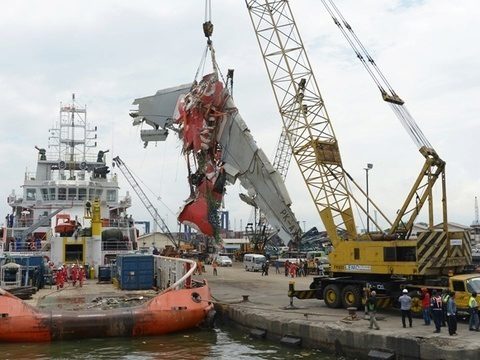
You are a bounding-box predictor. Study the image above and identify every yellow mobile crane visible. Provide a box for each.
[246,0,475,312]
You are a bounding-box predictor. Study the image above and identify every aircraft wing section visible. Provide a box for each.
[220,96,301,243]
[131,83,191,145]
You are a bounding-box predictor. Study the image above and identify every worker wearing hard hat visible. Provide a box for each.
[55,266,64,290]
[78,266,85,287]
[398,289,412,328]
[367,290,380,330]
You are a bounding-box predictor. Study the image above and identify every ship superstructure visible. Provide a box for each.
[2,94,136,271]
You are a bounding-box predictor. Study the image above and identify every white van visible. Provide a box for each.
[243,254,266,272]
[306,250,327,262]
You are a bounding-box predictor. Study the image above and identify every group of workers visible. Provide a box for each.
[53,263,86,290]
[367,287,480,336]
[282,259,322,277]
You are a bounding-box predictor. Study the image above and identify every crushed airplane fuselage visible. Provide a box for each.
[131,73,301,243]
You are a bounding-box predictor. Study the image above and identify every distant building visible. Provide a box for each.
[220,237,250,254]
[137,232,177,252]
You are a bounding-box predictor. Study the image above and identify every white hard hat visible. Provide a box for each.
[403,289,408,293]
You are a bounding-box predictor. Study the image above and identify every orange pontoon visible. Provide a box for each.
[0,282,214,342]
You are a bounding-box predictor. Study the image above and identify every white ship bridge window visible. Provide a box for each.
[95,189,103,199]
[88,189,94,200]
[68,188,77,201]
[49,188,56,200]
[26,188,36,201]
[78,188,87,201]
[58,188,66,201]
[106,189,117,202]
[41,188,49,201]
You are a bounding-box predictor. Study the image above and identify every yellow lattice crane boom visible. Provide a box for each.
[246,0,357,246]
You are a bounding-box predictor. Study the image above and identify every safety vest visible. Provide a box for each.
[431,296,442,310]
[469,296,478,309]
[442,294,450,305]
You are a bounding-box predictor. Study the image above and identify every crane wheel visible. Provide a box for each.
[323,284,342,308]
[341,285,362,309]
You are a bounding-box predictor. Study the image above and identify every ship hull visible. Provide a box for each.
[0,284,213,342]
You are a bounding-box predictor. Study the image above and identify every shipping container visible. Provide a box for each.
[98,265,112,282]
[117,254,154,290]
[0,255,45,288]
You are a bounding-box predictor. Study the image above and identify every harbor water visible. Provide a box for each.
[2,326,336,360]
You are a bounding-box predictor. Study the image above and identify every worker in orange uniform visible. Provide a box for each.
[196,259,203,275]
[62,264,68,285]
[289,262,298,278]
[78,266,85,287]
[212,260,218,276]
[55,266,64,290]
[71,265,78,287]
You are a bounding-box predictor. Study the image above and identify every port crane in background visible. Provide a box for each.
[112,156,179,248]
[245,0,471,290]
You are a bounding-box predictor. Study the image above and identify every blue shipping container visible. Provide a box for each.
[117,254,154,290]
[7,255,45,288]
[98,266,112,282]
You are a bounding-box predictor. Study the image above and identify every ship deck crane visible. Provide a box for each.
[112,156,179,248]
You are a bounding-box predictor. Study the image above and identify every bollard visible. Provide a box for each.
[285,281,297,309]
[347,307,358,320]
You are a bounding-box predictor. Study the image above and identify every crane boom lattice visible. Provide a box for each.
[246,0,357,243]
[272,128,292,180]
[112,156,179,248]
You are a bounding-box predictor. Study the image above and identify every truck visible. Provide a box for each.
[245,0,480,315]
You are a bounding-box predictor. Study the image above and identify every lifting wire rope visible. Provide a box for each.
[112,156,179,248]
[113,156,177,217]
[321,0,433,151]
[194,0,227,87]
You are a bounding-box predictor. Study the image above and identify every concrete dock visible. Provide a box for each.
[21,261,480,359]
[195,261,480,360]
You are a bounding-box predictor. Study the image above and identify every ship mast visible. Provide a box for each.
[49,93,96,181]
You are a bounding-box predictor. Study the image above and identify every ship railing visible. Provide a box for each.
[101,239,132,251]
[25,172,36,181]
[105,219,132,228]
[2,250,50,259]
[154,256,197,291]
[3,240,46,253]
[102,250,132,256]
[11,219,35,228]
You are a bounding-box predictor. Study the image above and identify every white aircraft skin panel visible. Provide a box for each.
[131,86,301,243]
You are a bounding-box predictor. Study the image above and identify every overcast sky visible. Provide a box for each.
[1,0,479,235]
